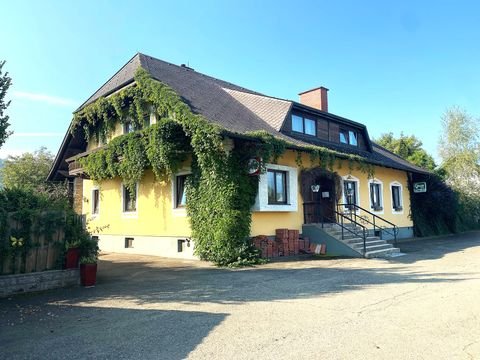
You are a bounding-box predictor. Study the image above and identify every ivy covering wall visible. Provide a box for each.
[72,68,375,266]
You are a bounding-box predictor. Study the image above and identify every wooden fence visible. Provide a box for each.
[0,211,84,275]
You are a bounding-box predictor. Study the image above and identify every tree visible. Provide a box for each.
[438,106,480,228]
[0,147,54,190]
[375,132,437,171]
[438,107,480,195]
[0,60,12,148]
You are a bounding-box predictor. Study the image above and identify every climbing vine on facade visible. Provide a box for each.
[72,68,376,266]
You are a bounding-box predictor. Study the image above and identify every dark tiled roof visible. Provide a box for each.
[48,53,429,181]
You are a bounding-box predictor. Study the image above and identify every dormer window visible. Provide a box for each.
[292,114,316,136]
[340,129,358,146]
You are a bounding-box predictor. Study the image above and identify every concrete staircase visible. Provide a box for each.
[321,223,401,258]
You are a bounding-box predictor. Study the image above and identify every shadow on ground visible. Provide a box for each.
[394,231,480,264]
[1,232,479,359]
[1,305,226,360]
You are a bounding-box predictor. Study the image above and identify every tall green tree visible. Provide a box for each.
[0,60,12,148]
[375,132,436,171]
[0,147,54,190]
[438,106,480,198]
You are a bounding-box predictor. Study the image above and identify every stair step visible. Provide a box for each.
[343,237,380,244]
[364,247,401,258]
[354,243,393,252]
[324,230,368,238]
[350,240,387,248]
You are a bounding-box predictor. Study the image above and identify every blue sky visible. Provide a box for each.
[2,0,480,163]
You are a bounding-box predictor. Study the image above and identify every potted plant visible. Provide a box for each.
[65,240,81,269]
[79,255,97,287]
[79,236,99,287]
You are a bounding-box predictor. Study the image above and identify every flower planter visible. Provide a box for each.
[80,263,97,287]
[65,248,80,269]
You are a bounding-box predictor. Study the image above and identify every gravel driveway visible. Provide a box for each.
[1,232,480,359]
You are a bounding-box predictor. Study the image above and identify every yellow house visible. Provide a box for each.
[48,53,429,261]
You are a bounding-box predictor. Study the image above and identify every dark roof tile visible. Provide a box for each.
[48,53,429,180]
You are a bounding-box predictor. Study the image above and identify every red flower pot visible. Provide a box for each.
[80,263,97,287]
[65,248,80,269]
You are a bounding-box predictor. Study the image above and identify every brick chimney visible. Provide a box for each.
[298,86,329,112]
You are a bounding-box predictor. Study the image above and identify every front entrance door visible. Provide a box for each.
[301,169,338,224]
[316,176,336,222]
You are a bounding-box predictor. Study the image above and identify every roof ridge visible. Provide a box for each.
[139,53,264,96]
[75,53,142,112]
[224,84,295,103]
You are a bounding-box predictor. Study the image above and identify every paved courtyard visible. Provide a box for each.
[1,232,480,359]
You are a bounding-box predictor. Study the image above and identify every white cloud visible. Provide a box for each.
[13,132,64,137]
[12,91,77,107]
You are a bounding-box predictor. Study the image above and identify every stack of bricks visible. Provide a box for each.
[252,231,312,259]
[252,235,278,258]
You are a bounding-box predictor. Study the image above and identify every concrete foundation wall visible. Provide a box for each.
[381,226,414,241]
[97,234,197,260]
[302,224,361,257]
[0,269,79,298]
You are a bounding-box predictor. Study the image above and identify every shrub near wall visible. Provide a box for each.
[0,188,86,275]
[409,173,459,236]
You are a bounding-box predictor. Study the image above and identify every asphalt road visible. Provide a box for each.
[1,232,480,359]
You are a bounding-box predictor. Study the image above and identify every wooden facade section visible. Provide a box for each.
[283,110,370,152]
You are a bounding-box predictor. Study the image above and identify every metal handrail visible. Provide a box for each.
[303,202,369,256]
[337,203,398,246]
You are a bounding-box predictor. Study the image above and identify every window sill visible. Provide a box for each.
[172,207,188,217]
[292,130,316,137]
[122,211,138,219]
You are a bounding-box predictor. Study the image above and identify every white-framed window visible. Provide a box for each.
[121,183,138,216]
[91,188,100,216]
[174,174,190,208]
[267,170,288,204]
[342,175,360,212]
[390,181,404,214]
[368,179,384,213]
[172,170,191,215]
[253,163,298,212]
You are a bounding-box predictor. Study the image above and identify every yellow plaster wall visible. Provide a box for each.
[250,150,412,236]
[86,123,124,152]
[83,169,191,237]
[82,148,412,239]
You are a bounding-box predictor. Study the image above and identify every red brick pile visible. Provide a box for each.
[252,229,313,259]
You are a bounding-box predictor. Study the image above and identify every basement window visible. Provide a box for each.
[125,237,134,248]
